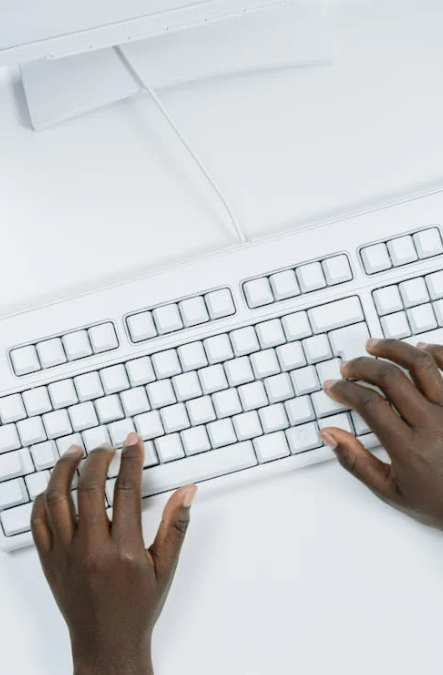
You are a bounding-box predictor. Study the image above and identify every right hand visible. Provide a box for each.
[320,339,443,530]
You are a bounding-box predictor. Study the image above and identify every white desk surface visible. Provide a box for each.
[1,2,443,673]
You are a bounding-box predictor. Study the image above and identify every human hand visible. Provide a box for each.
[31,432,197,675]
[320,339,443,530]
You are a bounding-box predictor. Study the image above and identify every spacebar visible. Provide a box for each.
[141,442,258,498]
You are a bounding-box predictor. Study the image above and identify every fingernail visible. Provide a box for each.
[63,444,83,457]
[183,485,198,508]
[323,379,339,391]
[416,342,429,350]
[366,338,381,349]
[319,431,338,450]
[124,432,140,447]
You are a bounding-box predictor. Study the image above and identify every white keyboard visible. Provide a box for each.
[1,190,443,551]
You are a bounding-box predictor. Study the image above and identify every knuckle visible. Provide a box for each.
[358,387,381,410]
[376,361,399,383]
[77,478,100,493]
[44,487,66,506]
[173,515,190,535]
[338,451,358,475]
[412,349,435,369]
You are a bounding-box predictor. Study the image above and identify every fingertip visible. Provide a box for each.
[366,337,382,352]
[182,484,198,508]
[319,430,338,450]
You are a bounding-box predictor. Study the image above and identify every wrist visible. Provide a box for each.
[72,642,153,675]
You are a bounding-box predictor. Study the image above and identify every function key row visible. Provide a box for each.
[242,255,353,309]
[125,288,236,343]
[373,270,443,339]
[360,226,443,275]
[10,323,119,377]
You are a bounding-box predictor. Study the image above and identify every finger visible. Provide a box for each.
[77,444,115,542]
[417,342,443,374]
[324,379,410,458]
[31,493,52,555]
[149,485,197,591]
[319,428,396,503]
[44,445,83,545]
[366,338,443,406]
[112,433,144,547]
[340,354,430,424]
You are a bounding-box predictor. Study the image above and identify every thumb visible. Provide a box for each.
[149,484,197,588]
[319,427,394,501]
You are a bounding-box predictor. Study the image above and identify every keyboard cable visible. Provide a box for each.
[116,46,248,245]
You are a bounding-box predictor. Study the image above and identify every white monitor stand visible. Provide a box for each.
[1,1,329,130]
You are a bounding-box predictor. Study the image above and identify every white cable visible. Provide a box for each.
[116,47,248,244]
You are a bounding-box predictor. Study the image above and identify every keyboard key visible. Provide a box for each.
[233,411,262,441]
[179,296,209,327]
[36,338,67,368]
[56,433,83,456]
[0,478,28,510]
[43,410,73,438]
[238,381,268,410]
[108,441,257,502]
[329,322,371,360]
[48,379,78,409]
[224,357,254,386]
[351,411,371,436]
[0,394,26,424]
[120,388,151,416]
[381,312,411,339]
[212,389,242,418]
[373,286,403,316]
[134,411,164,440]
[177,342,207,371]
[303,335,332,364]
[254,431,290,463]
[399,278,429,308]
[31,441,58,470]
[0,450,25,481]
[434,300,443,326]
[426,271,443,300]
[11,345,41,376]
[207,419,237,448]
[108,419,136,447]
[276,342,306,371]
[281,311,312,341]
[318,413,353,435]
[88,323,118,353]
[62,330,93,360]
[156,435,185,463]
[68,403,98,432]
[297,262,327,293]
[205,289,235,319]
[153,304,183,334]
[1,502,33,535]
[256,319,285,348]
[74,372,104,401]
[95,395,124,424]
[290,366,320,395]
[387,235,418,266]
[126,357,156,387]
[23,387,52,416]
[322,255,353,285]
[250,349,280,379]
[309,297,364,334]
[286,423,321,454]
[269,270,300,300]
[413,227,443,259]
[361,243,392,274]
[264,373,294,403]
[100,365,130,394]
[312,391,347,417]
[407,304,438,334]
[147,380,176,408]
[126,312,157,342]
[152,350,181,379]
[244,278,274,308]
[187,396,216,425]
[161,403,190,433]
[198,365,228,394]
[26,472,50,500]
[204,334,233,364]
[316,359,342,383]
[259,404,289,433]
[181,426,211,455]
[230,327,260,356]
[17,418,46,446]
[82,426,110,452]
[285,396,315,426]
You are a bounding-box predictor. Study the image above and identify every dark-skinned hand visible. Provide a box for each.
[31,432,197,675]
[319,339,443,529]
